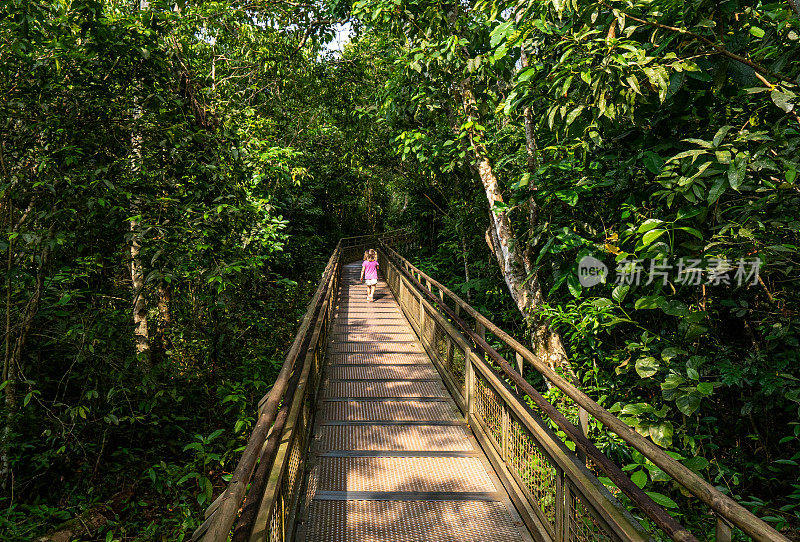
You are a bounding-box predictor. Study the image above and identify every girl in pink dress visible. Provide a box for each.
[359,249,379,302]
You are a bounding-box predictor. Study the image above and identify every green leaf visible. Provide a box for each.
[707,175,727,204]
[749,26,765,38]
[661,300,689,317]
[696,382,714,395]
[675,226,702,239]
[649,421,673,447]
[567,273,582,298]
[661,374,686,390]
[635,295,664,310]
[517,66,537,82]
[728,160,746,190]
[642,151,664,174]
[669,149,707,162]
[622,402,654,415]
[660,347,685,361]
[626,75,641,95]
[566,106,584,126]
[637,218,663,233]
[630,470,647,489]
[642,229,666,246]
[683,456,709,471]
[771,90,795,113]
[712,125,733,146]
[612,284,629,303]
[646,491,678,508]
[635,356,660,378]
[676,392,702,416]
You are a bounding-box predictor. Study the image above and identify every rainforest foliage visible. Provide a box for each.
[1,0,799,539]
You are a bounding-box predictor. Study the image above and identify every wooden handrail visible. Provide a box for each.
[380,242,789,542]
[192,231,411,541]
[192,243,342,542]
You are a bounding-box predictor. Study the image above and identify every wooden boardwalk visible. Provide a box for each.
[298,263,533,542]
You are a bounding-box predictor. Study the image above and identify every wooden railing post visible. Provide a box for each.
[577,407,589,466]
[418,290,425,332]
[476,321,486,341]
[558,474,568,542]
[716,516,733,542]
[445,336,453,372]
[501,403,509,462]
[465,346,475,417]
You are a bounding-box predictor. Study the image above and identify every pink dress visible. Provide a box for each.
[362,260,379,284]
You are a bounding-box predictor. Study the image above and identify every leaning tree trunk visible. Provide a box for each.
[460,76,575,382]
[514,35,574,382]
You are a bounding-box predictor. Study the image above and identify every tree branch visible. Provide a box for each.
[600,2,794,85]
[292,19,347,55]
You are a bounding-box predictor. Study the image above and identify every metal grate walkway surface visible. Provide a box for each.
[297,263,533,542]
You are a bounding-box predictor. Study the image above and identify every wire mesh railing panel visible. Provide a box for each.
[474,375,503,450]
[268,497,282,542]
[282,404,307,509]
[450,343,466,393]
[569,486,618,542]
[422,305,436,351]
[507,415,559,527]
[433,323,448,368]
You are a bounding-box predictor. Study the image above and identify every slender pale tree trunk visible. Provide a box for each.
[129,0,151,365]
[460,76,575,382]
[129,208,150,362]
[1,203,12,490]
[157,281,171,336]
[459,227,472,302]
[513,38,573,380]
[461,78,531,310]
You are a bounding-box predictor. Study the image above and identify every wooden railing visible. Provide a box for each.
[190,232,786,542]
[191,240,342,542]
[190,231,414,542]
[378,241,789,542]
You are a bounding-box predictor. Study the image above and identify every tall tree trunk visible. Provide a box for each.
[460,77,575,382]
[516,8,540,276]
[1,205,12,490]
[459,227,472,302]
[155,280,171,359]
[514,37,572,380]
[129,0,150,364]
[129,203,150,363]
[461,78,531,312]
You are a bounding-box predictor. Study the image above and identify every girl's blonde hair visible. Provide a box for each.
[367,249,377,261]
